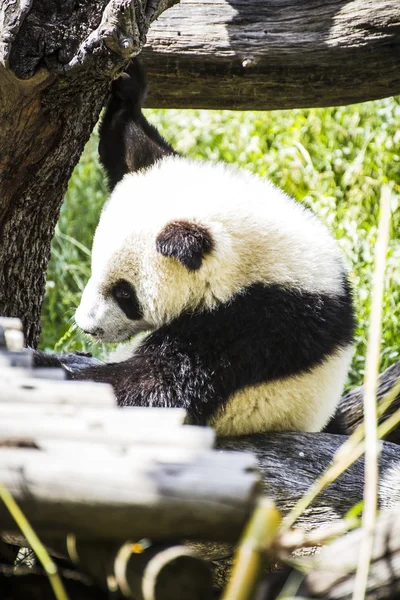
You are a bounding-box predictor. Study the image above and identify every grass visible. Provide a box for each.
[40,98,400,389]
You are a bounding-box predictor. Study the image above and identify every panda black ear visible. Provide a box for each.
[99,58,177,191]
[156,220,214,271]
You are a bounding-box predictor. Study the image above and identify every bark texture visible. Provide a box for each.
[141,0,400,110]
[0,0,176,346]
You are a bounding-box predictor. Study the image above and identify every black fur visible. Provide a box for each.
[156,220,214,271]
[111,280,143,320]
[41,281,355,425]
[99,58,177,190]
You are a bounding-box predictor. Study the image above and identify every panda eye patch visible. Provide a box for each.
[111,280,143,321]
[114,286,131,300]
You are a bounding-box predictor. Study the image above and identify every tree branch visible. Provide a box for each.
[140,0,400,110]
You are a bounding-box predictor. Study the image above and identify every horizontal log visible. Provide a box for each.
[329,361,400,444]
[2,431,399,548]
[219,432,400,529]
[0,447,260,541]
[141,0,400,110]
[48,539,213,600]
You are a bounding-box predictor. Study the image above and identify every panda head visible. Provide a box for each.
[74,157,244,343]
[75,216,216,342]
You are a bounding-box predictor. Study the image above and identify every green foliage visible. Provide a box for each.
[41,98,400,388]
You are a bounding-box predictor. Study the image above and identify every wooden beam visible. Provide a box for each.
[0,413,214,448]
[0,367,115,406]
[0,447,259,541]
[141,0,400,110]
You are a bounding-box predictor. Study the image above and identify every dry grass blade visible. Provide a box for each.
[222,499,281,600]
[0,483,69,600]
[352,185,392,600]
[281,187,393,537]
[280,379,400,534]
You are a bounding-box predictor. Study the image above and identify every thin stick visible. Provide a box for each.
[352,184,392,600]
[338,376,400,452]
[281,188,394,535]
[0,483,69,600]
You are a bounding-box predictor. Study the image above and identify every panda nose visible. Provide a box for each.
[82,327,104,337]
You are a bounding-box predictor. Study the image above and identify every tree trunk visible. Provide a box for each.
[0,0,176,347]
[141,0,400,110]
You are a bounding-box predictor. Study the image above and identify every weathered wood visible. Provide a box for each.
[299,509,400,599]
[0,0,176,346]
[0,447,260,541]
[0,566,107,600]
[0,317,23,331]
[1,419,399,550]
[48,539,213,600]
[0,368,115,406]
[0,317,24,352]
[328,361,400,444]
[0,403,186,425]
[219,433,400,528]
[141,0,400,110]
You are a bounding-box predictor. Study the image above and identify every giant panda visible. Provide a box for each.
[35,60,355,436]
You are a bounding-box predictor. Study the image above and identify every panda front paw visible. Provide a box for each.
[31,350,104,374]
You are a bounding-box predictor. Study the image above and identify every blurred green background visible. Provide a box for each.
[40,99,400,389]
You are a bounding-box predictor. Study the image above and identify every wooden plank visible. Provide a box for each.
[0,317,23,331]
[0,317,24,352]
[0,447,260,541]
[0,403,187,425]
[0,370,115,406]
[141,0,400,110]
[0,415,215,448]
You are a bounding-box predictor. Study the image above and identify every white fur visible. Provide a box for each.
[76,156,345,341]
[210,346,354,436]
[107,335,149,363]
